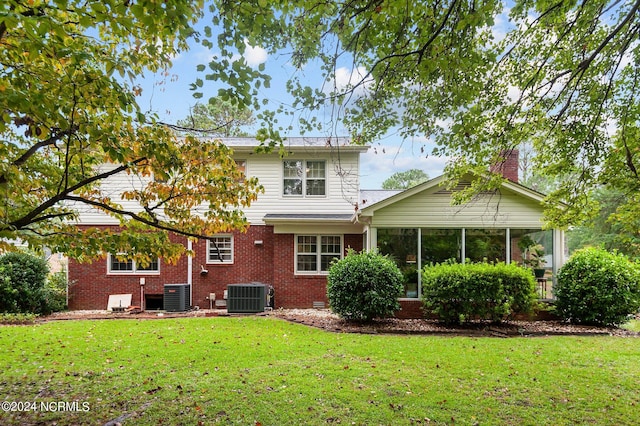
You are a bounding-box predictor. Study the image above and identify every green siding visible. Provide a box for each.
[369,187,545,228]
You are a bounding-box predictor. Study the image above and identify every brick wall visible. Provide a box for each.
[190,225,275,309]
[68,228,189,310]
[490,149,519,183]
[68,226,364,311]
[397,300,425,319]
[273,233,363,308]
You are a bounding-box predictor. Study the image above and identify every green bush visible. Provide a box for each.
[555,247,640,326]
[44,271,68,313]
[327,250,404,321]
[422,262,537,324]
[0,252,50,314]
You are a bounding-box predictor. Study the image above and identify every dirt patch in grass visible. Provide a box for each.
[39,309,640,337]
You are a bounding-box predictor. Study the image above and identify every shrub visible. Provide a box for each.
[422,262,537,324]
[44,271,68,313]
[555,247,640,326]
[327,250,404,321]
[0,252,49,314]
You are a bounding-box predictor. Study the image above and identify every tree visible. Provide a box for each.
[201,0,640,229]
[567,187,640,260]
[0,1,262,264]
[381,169,429,190]
[175,99,255,137]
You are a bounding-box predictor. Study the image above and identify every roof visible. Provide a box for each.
[359,189,402,208]
[218,137,369,153]
[263,213,354,223]
[358,173,550,217]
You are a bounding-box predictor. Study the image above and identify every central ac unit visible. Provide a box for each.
[227,283,266,313]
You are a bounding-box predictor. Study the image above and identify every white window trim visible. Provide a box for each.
[294,234,343,275]
[207,235,234,264]
[282,160,327,198]
[107,253,160,275]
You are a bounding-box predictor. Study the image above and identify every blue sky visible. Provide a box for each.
[136,50,446,190]
[133,6,515,189]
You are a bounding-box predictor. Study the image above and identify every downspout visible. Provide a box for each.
[187,239,193,306]
[65,258,69,309]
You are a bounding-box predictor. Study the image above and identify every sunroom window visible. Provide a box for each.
[375,227,554,299]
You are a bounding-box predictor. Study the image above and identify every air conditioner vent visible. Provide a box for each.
[227,283,266,313]
[164,284,190,312]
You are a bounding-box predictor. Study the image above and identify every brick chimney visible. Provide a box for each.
[490,149,519,183]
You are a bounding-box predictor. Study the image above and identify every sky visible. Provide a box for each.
[133,4,514,189]
[136,55,446,189]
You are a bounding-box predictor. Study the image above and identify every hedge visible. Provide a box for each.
[422,262,538,324]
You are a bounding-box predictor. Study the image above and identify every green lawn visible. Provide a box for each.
[1,317,639,425]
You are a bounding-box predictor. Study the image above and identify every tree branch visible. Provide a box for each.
[0,127,75,185]
[64,195,211,241]
[7,158,147,230]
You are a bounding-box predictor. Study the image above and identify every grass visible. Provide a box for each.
[622,319,640,332]
[0,317,639,425]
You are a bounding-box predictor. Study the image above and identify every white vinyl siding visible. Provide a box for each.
[74,147,364,226]
[369,187,545,229]
[247,152,359,223]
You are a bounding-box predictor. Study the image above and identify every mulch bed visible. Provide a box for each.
[269,309,640,338]
[37,309,640,338]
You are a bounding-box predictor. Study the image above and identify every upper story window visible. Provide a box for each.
[235,160,246,180]
[283,160,326,197]
[207,235,234,264]
[108,254,159,274]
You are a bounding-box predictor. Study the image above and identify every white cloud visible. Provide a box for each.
[359,143,449,189]
[490,6,511,43]
[192,46,217,63]
[243,40,268,67]
[197,40,267,69]
[329,66,373,97]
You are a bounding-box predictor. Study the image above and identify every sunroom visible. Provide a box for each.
[357,175,566,301]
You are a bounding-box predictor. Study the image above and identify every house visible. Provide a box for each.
[357,170,565,317]
[67,139,564,317]
[68,137,367,311]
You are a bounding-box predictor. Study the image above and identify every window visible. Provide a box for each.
[283,160,326,196]
[377,228,419,298]
[207,235,233,263]
[108,254,159,274]
[295,235,342,274]
[235,159,246,181]
[375,227,554,299]
[421,229,462,264]
[465,229,506,263]
[510,229,553,269]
